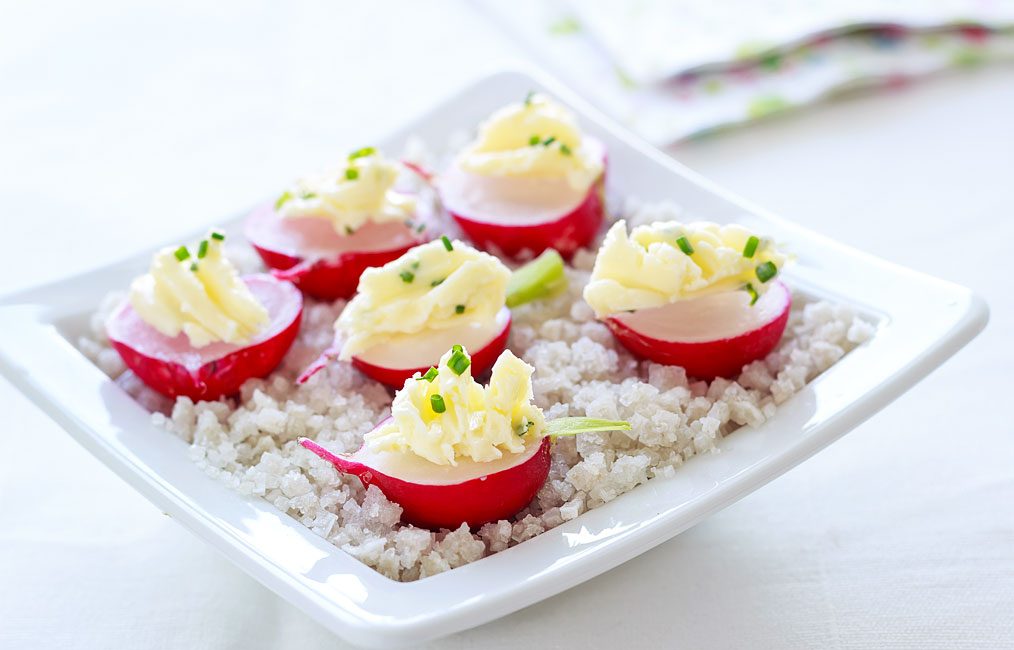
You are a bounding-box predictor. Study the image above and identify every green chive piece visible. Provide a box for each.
[299,190,317,200]
[676,236,694,255]
[189,262,198,272]
[348,146,376,160]
[197,239,209,259]
[529,134,541,146]
[516,417,531,436]
[431,278,445,287]
[743,235,760,258]
[505,249,568,308]
[744,282,759,306]
[451,344,464,354]
[448,351,471,376]
[455,304,465,314]
[416,223,426,233]
[344,225,355,235]
[543,136,556,146]
[524,91,535,106]
[410,261,420,270]
[756,261,778,283]
[173,246,190,262]
[543,417,632,438]
[421,367,438,382]
[210,230,225,241]
[430,394,446,414]
[345,168,359,181]
[559,143,572,156]
[399,270,414,283]
[441,235,453,251]
[274,191,293,211]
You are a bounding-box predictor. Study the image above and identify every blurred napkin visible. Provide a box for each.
[475,0,1014,144]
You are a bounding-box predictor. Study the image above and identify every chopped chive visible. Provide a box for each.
[345,168,359,180]
[430,394,446,414]
[344,225,355,235]
[744,282,759,306]
[743,235,760,258]
[448,350,471,376]
[455,304,465,314]
[559,143,572,156]
[210,230,225,241]
[173,246,190,261]
[274,191,293,211]
[755,261,778,283]
[299,190,317,200]
[451,344,463,354]
[431,278,445,287]
[529,134,541,146]
[516,417,531,436]
[348,146,376,160]
[197,239,209,259]
[189,262,198,272]
[421,367,438,382]
[441,235,453,251]
[399,270,415,283]
[543,136,556,146]
[524,91,535,106]
[676,236,694,255]
[416,223,426,233]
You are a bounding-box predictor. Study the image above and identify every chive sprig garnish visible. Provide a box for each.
[345,168,359,181]
[197,240,209,259]
[676,236,694,255]
[744,282,759,305]
[174,246,190,262]
[529,134,541,146]
[455,304,465,314]
[441,236,453,251]
[430,394,446,414]
[743,236,760,258]
[421,367,438,382]
[348,146,376,161]
[399,270,415,283]
[755,261,778,283]
[210,230,225,241]
[274,191,293,210]
[448,346,470,375]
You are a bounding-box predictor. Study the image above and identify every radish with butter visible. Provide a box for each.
[584,220,790,379]
[300,346,629,529]
[303,237,513,388]
[245,147,428,301]
[107,230,303,400]
[438,93,605,260]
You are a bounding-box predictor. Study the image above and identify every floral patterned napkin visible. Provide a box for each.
[475,0,1014,145]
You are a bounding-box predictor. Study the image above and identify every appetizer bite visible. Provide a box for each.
[305,237,513,388]
[437,92,606,260]
[584,220,790,379]
[245,147,428,300]
[107,230,303,400]
[300,346,629,529]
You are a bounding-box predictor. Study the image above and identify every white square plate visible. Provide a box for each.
[0,68,988,648]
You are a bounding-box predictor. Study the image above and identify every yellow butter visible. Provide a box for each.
[583,220,788,317]
[277,149,415,233]
[129,232,268,347]
[336,238,511,359]
[457,94,603,191]
[365,347,545,466]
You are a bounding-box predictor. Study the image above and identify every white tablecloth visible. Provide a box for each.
[2,2,1011,648]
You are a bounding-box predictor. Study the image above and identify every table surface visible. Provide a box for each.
[2,2,1011,648]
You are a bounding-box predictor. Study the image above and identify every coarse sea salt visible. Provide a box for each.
[78,201,873,582]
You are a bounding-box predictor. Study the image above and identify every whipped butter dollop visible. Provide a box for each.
[129,231,268,347]
[457,93,603,191]
[583,220,789,318]
[336,238,511,359]
[275,147,415,233]
[365,347,545,466]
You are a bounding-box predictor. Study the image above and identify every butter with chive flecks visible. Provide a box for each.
[583,219,788,318]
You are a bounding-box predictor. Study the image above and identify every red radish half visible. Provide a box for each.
[244,203,425,301]
[438,138,606,260]
[107,274,303,401]
[606,281,791,380]
[300,433,550,529]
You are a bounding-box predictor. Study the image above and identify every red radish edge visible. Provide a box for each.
[107,274,303,401]
[445,174,604,261]
[605,282,792,380]
[244,204,425,301]
[299,435,551,530]
[299,309,512,388]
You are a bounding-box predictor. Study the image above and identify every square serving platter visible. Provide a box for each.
[0,68,988,647]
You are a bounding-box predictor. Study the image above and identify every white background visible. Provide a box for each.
[1,1,1012,648]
